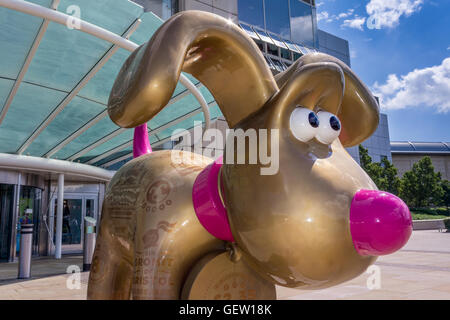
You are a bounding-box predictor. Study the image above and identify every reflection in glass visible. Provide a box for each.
[17,186,41,255]
[240,23,261,40]
[311,6,319,48]
[264,0,290,39]
[0,184,14,260]
[267,43,278,56]
[54,199,82,245]
[253,28,275,45]
[281,47,291,60]
[86,199,95,218]
[269,33,288,50]
[289,0,314,47]
[238,0,265,29]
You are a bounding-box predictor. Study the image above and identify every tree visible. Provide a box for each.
[359,145,372,170]
[358,145,383,188]
[399,156,444,208]
[379,157,401,195]
[440,180,450,210]
[358,145,401,194]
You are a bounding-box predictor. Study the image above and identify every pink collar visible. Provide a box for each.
[192,156,235,242]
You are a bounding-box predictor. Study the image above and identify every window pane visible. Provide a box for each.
[264,0,290,38]
[239,23,261,40]
[238,0,265,29]
[289,0,314,47]
[311,7,319,48]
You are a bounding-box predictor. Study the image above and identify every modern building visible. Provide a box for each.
[391,142,450,180]
[0,0,211,262]
[0,0,390,263]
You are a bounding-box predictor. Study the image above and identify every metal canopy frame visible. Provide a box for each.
[87,101,217,166]
[0,0,211,165]
[0,0,60,125]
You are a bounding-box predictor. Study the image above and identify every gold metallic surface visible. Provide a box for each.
[222,60,379,288]
[108,10,278,129]
[181,252,276,300]
[275,53,380,147]
[87,151,224,299]
[90,11,383,299]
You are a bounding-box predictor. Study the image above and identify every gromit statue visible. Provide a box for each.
[87,11,412,300]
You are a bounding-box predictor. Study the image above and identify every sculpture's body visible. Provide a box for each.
[88,11,412,299]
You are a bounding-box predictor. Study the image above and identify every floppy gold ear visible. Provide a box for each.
[274,62,345,118]
[276,53,379,147]
[108,10,278,129]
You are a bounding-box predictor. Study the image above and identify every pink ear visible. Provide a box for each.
[133,123,152,158]
[192,156,235,242]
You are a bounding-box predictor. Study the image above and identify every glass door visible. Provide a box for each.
[50,194,98,254]
[0,184,14,261]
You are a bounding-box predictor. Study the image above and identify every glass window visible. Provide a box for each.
[283,39,301,53]
[289,0,314,47]
[17,186,41,255]
[253,28,275,45]
[311,6,319,48]
[293,52,302,61]
[239,23,261,41]
[267,43,279,56]
[264,56,276,70]
[270,58,286,72]
[0,184,14,261]
[269,33,289,50]
[238,0,265,29]
[254,40,265,52]
[280,48,292,60]
[264,0,290,39]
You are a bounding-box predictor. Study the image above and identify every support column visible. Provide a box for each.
[9,172,21,262]
[55,173,64,259]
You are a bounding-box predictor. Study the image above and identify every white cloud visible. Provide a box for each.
[341,16,366,30]
[366,0,423,29]
[316,11,329,22]
[338,9,355,19]
[372,57,450,113]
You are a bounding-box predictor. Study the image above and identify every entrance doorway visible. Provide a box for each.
[0,184,14,261]
[50,194,98,254]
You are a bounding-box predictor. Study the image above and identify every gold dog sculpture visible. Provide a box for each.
[87,11,412,299]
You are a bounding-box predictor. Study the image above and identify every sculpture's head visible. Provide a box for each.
[108,11,412,289]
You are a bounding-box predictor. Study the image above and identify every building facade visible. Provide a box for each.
[391,142,450,180]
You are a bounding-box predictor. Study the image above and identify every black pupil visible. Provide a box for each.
[308,112,319,128]
[330,116,340,131]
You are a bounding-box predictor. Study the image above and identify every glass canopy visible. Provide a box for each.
[0,0,220,170]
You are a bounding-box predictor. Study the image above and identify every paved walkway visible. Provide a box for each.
[0,254,82,284]
[0,230,449,299]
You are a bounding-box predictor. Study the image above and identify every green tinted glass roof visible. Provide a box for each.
[0,0,220,170]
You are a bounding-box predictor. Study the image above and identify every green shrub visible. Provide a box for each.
[410,207,449,216]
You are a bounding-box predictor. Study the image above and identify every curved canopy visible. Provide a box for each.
[0,0,221,170]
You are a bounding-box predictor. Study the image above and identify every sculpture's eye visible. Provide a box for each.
[289,107,319,142]
[316,111,341,144]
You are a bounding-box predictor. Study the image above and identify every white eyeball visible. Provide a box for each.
[289,107,320,142]
[316,111,341,144]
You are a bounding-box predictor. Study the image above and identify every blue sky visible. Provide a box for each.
[316,0,450,142]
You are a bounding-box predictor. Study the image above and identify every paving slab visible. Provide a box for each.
[0,230,449,300]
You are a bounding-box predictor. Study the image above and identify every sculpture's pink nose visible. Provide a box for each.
[350,189,412,256]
